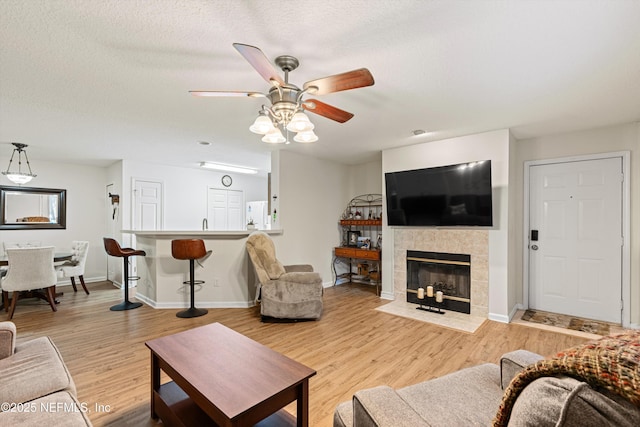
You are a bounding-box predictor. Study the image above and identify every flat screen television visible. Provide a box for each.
[385,160,493,227]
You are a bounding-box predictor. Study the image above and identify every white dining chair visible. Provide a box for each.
[1,241,43,278]
[57,241,90,295]
[1,247,58,320]
[3,241,42,252]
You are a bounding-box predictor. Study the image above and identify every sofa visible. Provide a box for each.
[0,321,92,426]
[334,331,640,426]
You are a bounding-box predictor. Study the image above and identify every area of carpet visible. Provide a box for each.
[521,309,610,336]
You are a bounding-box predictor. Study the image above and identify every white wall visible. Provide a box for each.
[0,157,109,285]
[347,155,383,197]
[514,122,640,326]
[270,150,351,286]
[121,160,268,230]
[381,129,512,321]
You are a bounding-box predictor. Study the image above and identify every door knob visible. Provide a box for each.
[531,244,539,250]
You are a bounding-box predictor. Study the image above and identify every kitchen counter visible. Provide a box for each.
[122,229,283,238]
[121,229,282,310]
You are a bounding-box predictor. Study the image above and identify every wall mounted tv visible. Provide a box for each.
[385,160,493,227]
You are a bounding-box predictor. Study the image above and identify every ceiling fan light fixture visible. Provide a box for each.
[192,44,374,145]
[2,143,37,185]
[286,112,314,133]
[261,127,286,144]
[249,114,274,134]
[293,130,318,143]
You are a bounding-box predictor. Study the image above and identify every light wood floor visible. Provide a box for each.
[9,281,589,426]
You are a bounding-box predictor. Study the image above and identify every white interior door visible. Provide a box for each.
[528,157,622,323]
[208,189,228,230]
[134,180,163,230]
[208,188,244,230]
[227,190,243,230]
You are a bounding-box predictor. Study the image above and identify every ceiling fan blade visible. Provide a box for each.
[303,99,354,123]
[233,43,285,86]
[303,68,374,95]
[189,91,266,98]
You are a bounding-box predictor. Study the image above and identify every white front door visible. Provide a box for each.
[528,157,622,323]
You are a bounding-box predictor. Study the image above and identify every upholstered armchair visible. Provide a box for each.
[1,247,58,319]
[246,231,323,320]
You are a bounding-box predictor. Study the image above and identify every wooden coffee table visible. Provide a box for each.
[145,322,316,427]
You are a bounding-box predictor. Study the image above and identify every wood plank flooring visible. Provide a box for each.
[9,281,589,426]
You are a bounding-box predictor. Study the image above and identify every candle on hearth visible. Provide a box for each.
[417,287,425,299]
[435,291,444,303]
[426,285,434,297]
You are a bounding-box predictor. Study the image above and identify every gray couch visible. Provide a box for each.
[334,334,640,427]
[0,321,92,426]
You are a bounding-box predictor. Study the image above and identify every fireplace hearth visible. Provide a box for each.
[406,250,471,314]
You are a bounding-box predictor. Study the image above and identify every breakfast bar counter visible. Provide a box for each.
[122,229,282,310]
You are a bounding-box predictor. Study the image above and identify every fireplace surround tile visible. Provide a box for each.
[394,228,489,319]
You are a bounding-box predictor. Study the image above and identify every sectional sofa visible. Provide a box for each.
[0,321,92,426]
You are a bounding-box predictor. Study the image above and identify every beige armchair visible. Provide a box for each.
[246,231,323,320]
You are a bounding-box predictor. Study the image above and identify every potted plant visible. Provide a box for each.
[247,218,256,230]
[354,210,362,220]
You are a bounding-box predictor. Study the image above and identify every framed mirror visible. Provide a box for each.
[0,186,67,230]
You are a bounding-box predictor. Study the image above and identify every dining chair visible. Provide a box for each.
[1,247,58,320]
[3,241,42,252]
[1,241,42,278]
[56,241,90,295]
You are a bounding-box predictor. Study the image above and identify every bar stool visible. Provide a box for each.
[103,237,145,311]
[171,239,209,318]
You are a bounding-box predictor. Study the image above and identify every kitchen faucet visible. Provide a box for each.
[202,218,208,230]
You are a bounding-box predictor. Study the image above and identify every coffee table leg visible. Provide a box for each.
[151,353,160,419]
[297,380,309,427]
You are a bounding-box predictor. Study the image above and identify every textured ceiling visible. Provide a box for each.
[1,0,639,173]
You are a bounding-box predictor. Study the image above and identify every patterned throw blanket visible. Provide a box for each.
[493,330,640,426]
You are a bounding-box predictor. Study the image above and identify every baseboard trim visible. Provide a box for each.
[380,291,394,300]
[508,304,523,322]
[488,312,510,323]
[55,276,107,288]
[135,297,254,310]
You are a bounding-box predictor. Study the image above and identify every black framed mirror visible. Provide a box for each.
[0,186,67,230]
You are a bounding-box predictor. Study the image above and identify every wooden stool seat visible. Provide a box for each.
[171,239,208,318]
[103,237,145,311]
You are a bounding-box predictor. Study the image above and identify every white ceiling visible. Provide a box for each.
[1,0,639,174]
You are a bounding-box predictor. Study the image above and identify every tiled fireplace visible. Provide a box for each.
[394,229,489,318]
[406,251,471,314]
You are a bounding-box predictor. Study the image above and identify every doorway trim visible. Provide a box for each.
[522,151,631,327]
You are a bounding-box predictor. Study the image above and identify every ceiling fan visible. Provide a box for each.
[190,43,375,143]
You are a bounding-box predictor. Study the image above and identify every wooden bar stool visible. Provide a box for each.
[171,239,209,318]
[103,237,145,311]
